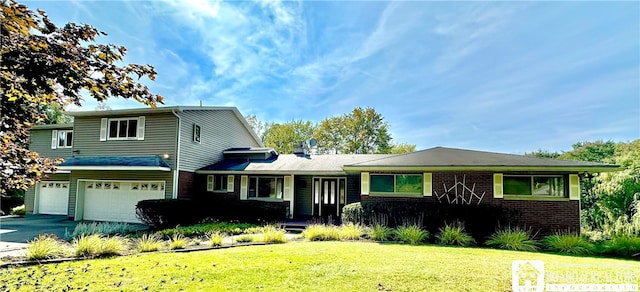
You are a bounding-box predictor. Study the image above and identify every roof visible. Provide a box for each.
[197,154,394,175]
[64,106,238,117]
[343,147,619,172]
[31,123,74,130]
[58,156,171,171]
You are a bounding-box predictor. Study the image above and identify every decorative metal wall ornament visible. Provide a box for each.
[434,175,485,205]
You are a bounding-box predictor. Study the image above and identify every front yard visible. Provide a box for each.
[1,241,638,291]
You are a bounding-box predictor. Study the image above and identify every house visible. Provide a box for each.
[25,106,262,223]
[25,105,619,234]
[195,146,618,234]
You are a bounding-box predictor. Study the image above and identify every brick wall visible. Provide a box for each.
[178,171,195,198]
[360,171,580,236]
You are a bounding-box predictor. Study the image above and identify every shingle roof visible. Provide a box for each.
[198,154,394,174]
[59,156,171,169]
[344,147,619,171]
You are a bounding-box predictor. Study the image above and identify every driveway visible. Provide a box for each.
[0,214,80,243]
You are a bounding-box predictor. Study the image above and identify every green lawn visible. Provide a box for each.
[1,242,638,291]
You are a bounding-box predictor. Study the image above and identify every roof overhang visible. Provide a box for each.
[196,170,347,176]
[58,166,171,171]
[342,165,621,173]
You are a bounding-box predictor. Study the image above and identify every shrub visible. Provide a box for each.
[73,234,128,257]
[1,189,24,215]
[158,222,259,238]
[260,226,287,244]
[302,224,341,241]
[136,234,163,252]
[235,235,254,243]
[136,199,198,228]
[170,234,188,250]
[339,223,365,240]
[341,203,365,225]
[601,236,640,258]
[543,233,594,255]
[27,234,67,260]
[192,195,288,223]
[369,224,393,241]
[395,225,429,245]
[65,222,140,240]
[11,205,26,216]
[209,232,224,247]
[485,227,538,252]
[100,237,128,256]
[436,222,475,247]
[73,234,103,257]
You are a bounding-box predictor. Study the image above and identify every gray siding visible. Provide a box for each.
[178,110,261,172]
[294,176,313,217]
[67,170,174,217]
[73,114,178,168]
[29,128,74,159]
[25,173,70,214]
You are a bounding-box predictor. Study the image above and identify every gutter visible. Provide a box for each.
[171,109,181,198]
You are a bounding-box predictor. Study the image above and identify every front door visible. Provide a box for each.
[313,177,346,223]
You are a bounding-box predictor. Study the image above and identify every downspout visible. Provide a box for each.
[171,109,181,199]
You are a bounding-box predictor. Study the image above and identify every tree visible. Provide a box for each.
[315,107,392,154]
[388,143,416,154]
[558,140,617,163]
[524,149,560,159]
[245,115,269,142]
[43,102,73,124]
[263,120,315,153]
[1,1,162,193]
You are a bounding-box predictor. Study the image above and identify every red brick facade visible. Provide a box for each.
[361,171,580,236]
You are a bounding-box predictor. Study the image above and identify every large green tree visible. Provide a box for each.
[1,1,162,193]
[263,120,315,154]
[315,107,394,154]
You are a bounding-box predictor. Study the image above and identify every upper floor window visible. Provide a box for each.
[370,174,423,194]
[504,175,565,197]
[51,130,72,149]
[100,117,145,141]
[109,118,138,139]
[193,124,201,143]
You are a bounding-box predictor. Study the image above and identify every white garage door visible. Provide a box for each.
[38,181,70,215]
[83,181,166,223]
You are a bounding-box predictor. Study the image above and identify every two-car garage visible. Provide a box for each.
[80,180,166,223]
[36,179,167,224]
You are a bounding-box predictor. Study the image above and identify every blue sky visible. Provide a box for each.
[25,1,639,154]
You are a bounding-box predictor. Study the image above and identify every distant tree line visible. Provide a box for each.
[246,107,416,155]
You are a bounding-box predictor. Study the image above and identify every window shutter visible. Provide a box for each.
[361,172,370,195]
[137,116,145,140]
[99,118,107,141]
[227,175,235,192]
[207,175,214,192]
[569,174,580,200]
[493,173,503,198]
[240,175,248,200]
[51,130,58,149]
[283,176,293,201]
[423,173,432,196]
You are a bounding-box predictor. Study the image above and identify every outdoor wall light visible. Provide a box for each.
[162,153,170,159]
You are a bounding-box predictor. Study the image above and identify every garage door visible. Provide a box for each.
[38,181,70,215]
[83,181,166,223]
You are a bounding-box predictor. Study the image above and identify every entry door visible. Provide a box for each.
[313,178,346,221]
